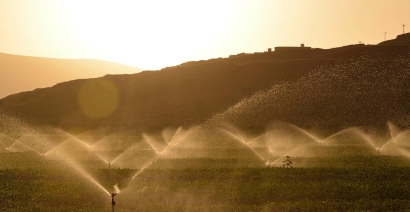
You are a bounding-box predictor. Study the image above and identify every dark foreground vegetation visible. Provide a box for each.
[127,166,410,212]
[2,156,410,211]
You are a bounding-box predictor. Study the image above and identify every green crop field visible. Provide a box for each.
[2,154,410,212]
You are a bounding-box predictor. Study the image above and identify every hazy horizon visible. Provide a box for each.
[0,54,143,98]
[1,0,409,71]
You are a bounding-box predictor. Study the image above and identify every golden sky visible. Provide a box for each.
[0,0,409,70]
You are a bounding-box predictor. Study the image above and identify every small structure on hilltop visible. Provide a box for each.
[274,43,312,55]
[228,43,312,58]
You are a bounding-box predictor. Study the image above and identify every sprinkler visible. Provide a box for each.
[111,192,117,212]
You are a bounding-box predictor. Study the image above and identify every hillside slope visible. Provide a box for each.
[0,60,324,134]
[0,53,142,98]
[210,59,410,135]
[378,33,410,45]
[1,35,410,136]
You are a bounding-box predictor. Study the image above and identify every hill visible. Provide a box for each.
[1,35,410,136]
[378,33,410,45]
[0,53,143,98]
[0,60,325,134]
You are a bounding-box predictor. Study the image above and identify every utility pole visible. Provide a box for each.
[384,32,387,41]
[403,24,406,34]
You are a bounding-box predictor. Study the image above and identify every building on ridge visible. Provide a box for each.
[274,43,311,53]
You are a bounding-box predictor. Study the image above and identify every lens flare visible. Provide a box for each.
[78,78,119,119]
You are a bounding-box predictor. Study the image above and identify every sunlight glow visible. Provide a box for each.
[1,1,409,71]
[62,1,237,70]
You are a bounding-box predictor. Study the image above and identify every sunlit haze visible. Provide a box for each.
[3,1,410,211]
[0,0,409,70]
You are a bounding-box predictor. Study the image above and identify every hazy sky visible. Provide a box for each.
[0,0,409,70]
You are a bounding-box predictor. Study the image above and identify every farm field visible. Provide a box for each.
[2,155,410,211]
[1,2,410,211]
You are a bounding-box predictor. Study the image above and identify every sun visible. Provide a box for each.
[61,1,237,70]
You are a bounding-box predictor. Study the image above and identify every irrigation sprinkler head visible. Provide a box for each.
[111,192,117,206]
